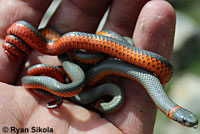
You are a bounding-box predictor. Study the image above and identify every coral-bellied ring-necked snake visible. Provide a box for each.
[2,21,198,128]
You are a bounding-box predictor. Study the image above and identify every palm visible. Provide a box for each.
[0,76,155,134]
[0,83,121,133]
[0,0,175,134]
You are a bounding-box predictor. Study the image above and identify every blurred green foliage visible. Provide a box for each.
[166,0,200,75]
[168,0,199,9]
[168,0,200,24]
[172,31,200,75]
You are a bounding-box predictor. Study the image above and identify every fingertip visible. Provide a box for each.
[144,0,176,25]
[133,0,176,60]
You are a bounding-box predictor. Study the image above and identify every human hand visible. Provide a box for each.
[0,0,175,134]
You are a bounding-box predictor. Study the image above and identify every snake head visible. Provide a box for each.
[172,107,198,128]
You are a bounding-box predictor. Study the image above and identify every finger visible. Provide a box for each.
[133,0,175,60]
[104,1,176,134]
[0,0,52,83]
[104,0,149,36]
[48,0,112,33]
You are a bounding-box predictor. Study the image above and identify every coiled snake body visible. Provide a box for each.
[2,21,198,128]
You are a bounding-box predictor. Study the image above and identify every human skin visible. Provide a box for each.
[0,0,175,134]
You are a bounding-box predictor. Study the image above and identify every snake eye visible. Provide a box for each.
[183,118,187,123]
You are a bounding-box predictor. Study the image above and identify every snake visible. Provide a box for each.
[22,61,125,114]
[3,21,173,85]
[22,60,85,97]
[2,21,198,128]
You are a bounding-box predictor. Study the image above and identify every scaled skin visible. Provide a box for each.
[0,0,175,134]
